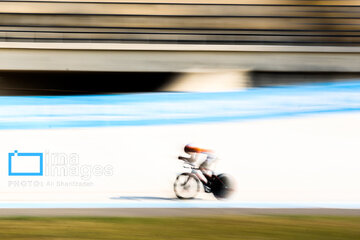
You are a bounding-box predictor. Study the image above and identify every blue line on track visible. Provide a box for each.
[0,202,359,209]
[0,80,360,129]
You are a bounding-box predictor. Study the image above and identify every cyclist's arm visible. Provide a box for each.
[178,153,197,163]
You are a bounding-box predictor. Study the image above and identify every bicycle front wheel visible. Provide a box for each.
[174,173,200,199]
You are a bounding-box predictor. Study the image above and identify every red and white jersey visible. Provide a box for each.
[184,144,217,169]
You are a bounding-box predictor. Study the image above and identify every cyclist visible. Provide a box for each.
[178,144,218,184]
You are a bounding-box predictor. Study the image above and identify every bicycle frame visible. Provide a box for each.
[182,163,211,192]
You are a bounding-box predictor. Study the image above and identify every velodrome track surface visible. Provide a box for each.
[0,81,360,211]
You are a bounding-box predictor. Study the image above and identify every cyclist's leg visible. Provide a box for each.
[200,154,218,177]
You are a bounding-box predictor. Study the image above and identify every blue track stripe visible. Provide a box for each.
[0,202,359,209]
[0,81,360,129]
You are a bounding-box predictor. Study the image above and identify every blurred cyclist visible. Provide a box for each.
[178,144,218,184]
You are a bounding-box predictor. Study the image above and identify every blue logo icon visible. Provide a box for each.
[8,150,43,176]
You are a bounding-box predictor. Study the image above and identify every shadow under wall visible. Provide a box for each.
[0,71,178,96]
[251,72,360,87]
[0,71,360,95]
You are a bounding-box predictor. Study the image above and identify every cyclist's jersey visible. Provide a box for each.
[185,145,217,170]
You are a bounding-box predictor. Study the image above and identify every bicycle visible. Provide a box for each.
[174,156,235,199]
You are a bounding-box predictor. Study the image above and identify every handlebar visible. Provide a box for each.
[183,165,199,170]
[178,156,199,169]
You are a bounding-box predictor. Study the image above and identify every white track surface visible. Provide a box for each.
[1,112,360,208]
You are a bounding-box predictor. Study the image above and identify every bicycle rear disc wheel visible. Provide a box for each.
[212,174,235,200]
[174,173,200,199]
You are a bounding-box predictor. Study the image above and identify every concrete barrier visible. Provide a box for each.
[1,43,360,72]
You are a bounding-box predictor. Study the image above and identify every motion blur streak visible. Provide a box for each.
[2,0,360,45]
[0,81,359,129]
